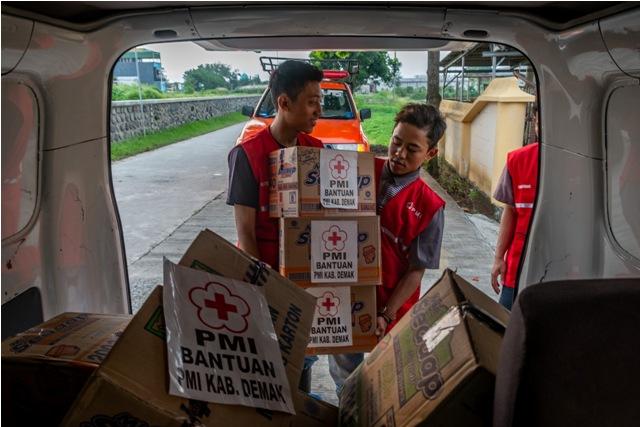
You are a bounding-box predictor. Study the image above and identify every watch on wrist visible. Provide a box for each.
[377,306,394,324]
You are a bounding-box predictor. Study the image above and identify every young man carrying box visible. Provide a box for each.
[227,60,325,392]
[330,103,447,393]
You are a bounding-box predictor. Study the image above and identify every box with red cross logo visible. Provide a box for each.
[303,285,378,355]
[279,216,381,287]
[63,287,330,427]
[269,146,376,218]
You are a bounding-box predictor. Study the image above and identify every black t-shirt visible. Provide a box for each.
[226,145,259,208]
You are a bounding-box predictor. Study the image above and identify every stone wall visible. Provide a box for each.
[110,95,261,142]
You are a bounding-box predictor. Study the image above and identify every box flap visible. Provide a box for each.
[178,229,315,391]
[449,269,510,329]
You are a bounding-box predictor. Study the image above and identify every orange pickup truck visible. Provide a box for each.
[237,58,371,152]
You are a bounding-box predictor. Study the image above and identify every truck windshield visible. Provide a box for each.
[256,88,354,119]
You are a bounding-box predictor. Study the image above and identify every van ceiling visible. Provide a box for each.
[3,2,638,31]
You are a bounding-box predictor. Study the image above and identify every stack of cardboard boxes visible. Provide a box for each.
[2,232,509,427]
[63,230,342,426]
[2,230,339,426]
[270,146,381,354]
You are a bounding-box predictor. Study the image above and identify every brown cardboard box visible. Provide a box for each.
[178,228,316,391]
[279,216,381,286]
[339,269,510,427]
[305,285,378,356]
[63,287,313,427]
[2,312,130,426]
[290,391,339,427]
[269,146,376,218]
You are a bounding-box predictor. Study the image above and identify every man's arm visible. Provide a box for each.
[234,204,260,259]
[491,165,517,294]
[375,267,425,337]
[227,145,260,258]
[491,205,516,294]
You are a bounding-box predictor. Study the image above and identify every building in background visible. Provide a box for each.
[439,43,534,103]
[113,48,167,91]
[398,75,428,88]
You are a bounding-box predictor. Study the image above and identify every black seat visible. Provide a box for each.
[494,277,640,427]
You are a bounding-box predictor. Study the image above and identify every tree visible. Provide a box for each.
[309,51,401,90]
[237,73,251,87]
[183,63,239,92]
[426,51,443,177]
[426,51,441,108]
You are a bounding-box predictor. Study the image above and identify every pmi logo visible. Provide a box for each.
[296,228,368,245]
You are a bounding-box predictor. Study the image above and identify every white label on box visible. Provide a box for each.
[423,306,461,352]
[320,150,358,209]
[162,258,295,414]
[306,287,353,347]
[311,220,358,283]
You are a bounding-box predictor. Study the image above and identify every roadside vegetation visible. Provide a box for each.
[355,90,496,219]
[112,83,265,101]
[426,158,497,220]
[111,112,247,161]
[355,87,428,150]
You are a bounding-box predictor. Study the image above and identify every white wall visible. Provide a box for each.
[469,103,497,190]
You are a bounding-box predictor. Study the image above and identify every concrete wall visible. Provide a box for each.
[110,95,260,142]
[469,103,498,192]
[439,77,535,204]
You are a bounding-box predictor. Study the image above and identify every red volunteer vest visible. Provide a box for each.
[375,158,446,330]
[241,127,324,267]
[504,142,539,288]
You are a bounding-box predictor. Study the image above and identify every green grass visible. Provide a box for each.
[355,93,411,147]
[112,83,266,101]
[111,112,247,161]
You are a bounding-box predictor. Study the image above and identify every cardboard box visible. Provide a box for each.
[280,216,381,286]
[339,269,510,427]
[269,146,376,218]
[178,229,316,391]
[305,285,378,356]
[2,312,130,426]
[290,392,339,427]
[62,287,327,427]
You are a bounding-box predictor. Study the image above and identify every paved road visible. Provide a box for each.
[112,122,244,265]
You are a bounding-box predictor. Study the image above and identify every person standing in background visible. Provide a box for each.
[491,105,539,309]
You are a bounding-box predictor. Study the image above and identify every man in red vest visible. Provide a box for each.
[227,60,324,267]
[491,108,539,309]
[227,60,325,392]
[329,103,447,393]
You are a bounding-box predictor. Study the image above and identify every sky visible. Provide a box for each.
[144,41,435,83]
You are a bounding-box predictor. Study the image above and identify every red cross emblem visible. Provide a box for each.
[317,291,340,317]
[322,297,335,311]
[322,225,347,251]
[204,293,237,320]
[189,282,250,333]
[328,231,342,246]
[329,154,350,179]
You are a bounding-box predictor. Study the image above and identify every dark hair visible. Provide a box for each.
[269,60,323,106]
[394,103,446,148]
